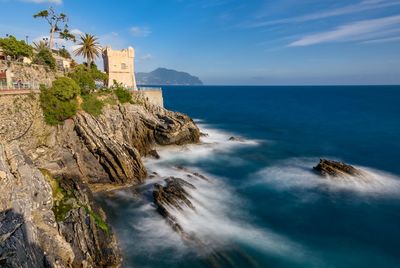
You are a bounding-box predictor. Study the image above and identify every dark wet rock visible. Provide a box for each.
[148,149,161,159]
[175,166,209,181]
[153,177,195,212]
[229,136,244,142]
[200,132,209,137]
[314,159,362,177]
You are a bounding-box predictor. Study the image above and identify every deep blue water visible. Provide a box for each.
[99,86,400,268]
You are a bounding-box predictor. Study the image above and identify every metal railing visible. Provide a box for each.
[0,81,41,90]
[137,86,162,91]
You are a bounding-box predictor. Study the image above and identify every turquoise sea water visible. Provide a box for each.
[99,86,400,268]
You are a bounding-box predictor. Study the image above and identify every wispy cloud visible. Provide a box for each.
[288,15,400,47]
[140,53,154,61]
[244,0,400,28]
[130,26,152,37]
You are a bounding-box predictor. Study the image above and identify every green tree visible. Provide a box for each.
[89,63,108,84]
[33,48,56,70]
[40,77,80,125]
[58,47,71,59]
[33,7,75,49]
[68,65,96,95]
[0,35,33,60]
[74,34,101,69]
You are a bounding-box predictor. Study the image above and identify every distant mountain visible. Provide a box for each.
[136,68,203,86]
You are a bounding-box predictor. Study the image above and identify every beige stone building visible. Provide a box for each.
[102,46,137,89]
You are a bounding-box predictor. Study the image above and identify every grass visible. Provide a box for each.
[81,94,104,116]
[85,206,109,234]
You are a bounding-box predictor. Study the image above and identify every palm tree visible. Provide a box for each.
[33,40,49,51]
[73,33,101,68]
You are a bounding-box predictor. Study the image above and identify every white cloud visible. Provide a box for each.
[21,0,62,4]
[288,15,400,47]
[130,26,152,37]
[140,53,154,61]
[245,0,400,28]
[69,28,84,36]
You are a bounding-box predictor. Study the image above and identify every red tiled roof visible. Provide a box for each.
[0,72,6,79]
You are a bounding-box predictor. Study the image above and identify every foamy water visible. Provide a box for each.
[139,124,303,259]
[251,158,400,197]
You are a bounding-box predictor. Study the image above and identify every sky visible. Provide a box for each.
[0,0,399,85]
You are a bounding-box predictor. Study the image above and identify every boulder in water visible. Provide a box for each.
[228,136,244,142]
[148,149,160,160]
[314,159,361,177]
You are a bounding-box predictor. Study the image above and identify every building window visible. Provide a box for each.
[121,63,127,70]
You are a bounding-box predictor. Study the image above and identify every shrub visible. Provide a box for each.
[58,47,71,59]
[33,48,56,70]
[113,83,132,104]
[51,77,80,101]
[68,65,96,95]
[0,35,33,60]
[82,94,104,116]
[40,78,80,125]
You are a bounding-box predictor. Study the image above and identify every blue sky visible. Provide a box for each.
[0,0,399,85]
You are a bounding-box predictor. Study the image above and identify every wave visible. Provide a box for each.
[144,122,262,166]
[251,158,400,197]
[143,165,304,260]
[129,123,304,262]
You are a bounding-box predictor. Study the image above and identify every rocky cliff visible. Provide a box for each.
[0,94,200,267]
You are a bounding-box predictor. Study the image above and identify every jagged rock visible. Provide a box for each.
[0,95,201,266]
[200,132,209,137]
[228,136,244,142]
[148,149,161,159]
[0,143,122,267]
[314,159,362,177]
[56,175,121,267]
[74,111,147,184]
[0,143,75,267]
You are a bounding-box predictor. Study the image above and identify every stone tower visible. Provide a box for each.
[102,46,137,90]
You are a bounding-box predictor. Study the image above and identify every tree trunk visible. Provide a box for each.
[49,27,55,50]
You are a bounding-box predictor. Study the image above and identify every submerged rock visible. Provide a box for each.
[148,149,161,159]
[314,159,362,177]
[229,136,244,142]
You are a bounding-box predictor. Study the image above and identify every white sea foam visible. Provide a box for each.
[144,122,261,166]
[251,158,400,197]
[144,164,303,258]
[124,122,305,261]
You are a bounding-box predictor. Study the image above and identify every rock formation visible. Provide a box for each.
[0,94,201,267]
[314,159,362,177]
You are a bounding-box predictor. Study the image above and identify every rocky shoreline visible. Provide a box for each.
[0,94,200,267]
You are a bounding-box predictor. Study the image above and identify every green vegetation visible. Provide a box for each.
[58,47,71,59]
[40,169,76,222]
[68,65,96,94]
[40,169,110,234]
[33,48,56,70]
[74,34,101,68]
[0,35,33,60]
[84,206,109,234]
[68,64,107,95]
[40,77,80,125]
[82,94,104,116]
[113,82,132,104]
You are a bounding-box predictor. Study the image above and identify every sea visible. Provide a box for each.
[97,86,400,268]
